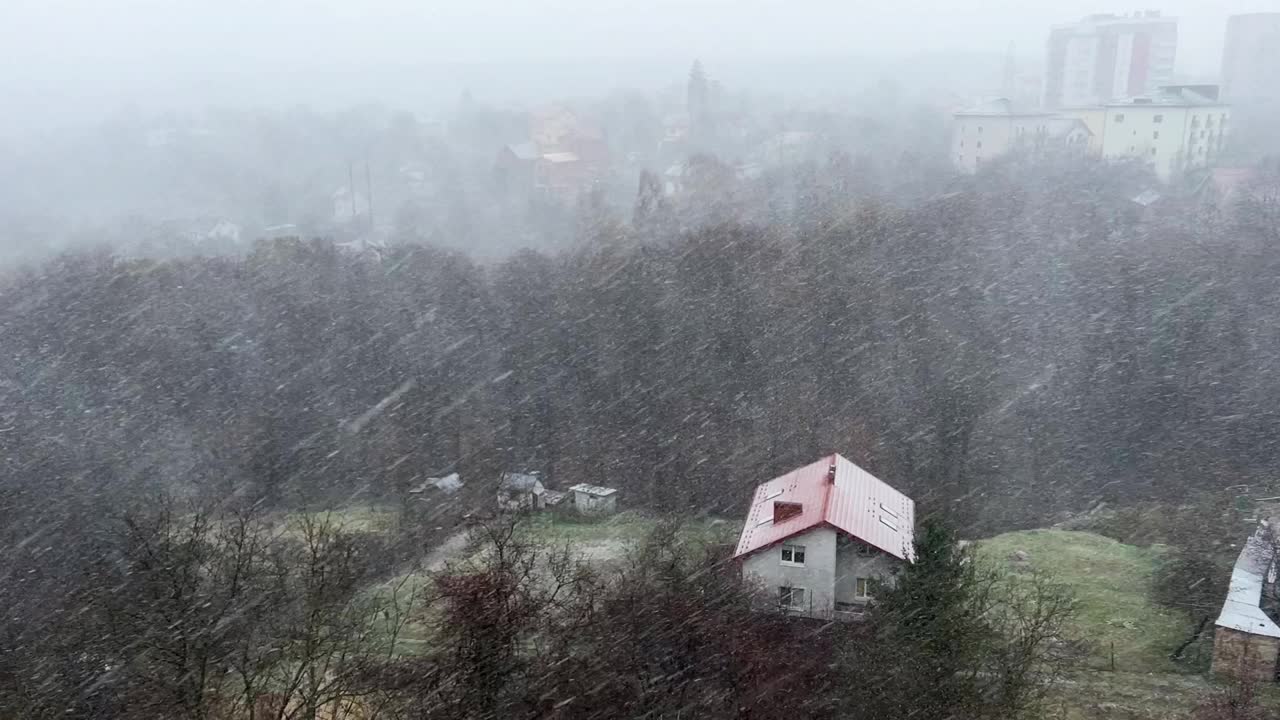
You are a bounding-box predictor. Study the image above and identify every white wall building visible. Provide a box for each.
[1221,13,1280,103]
[1044,12,1177,109]
[1062,85,1229,182]
[951,98,1092,174]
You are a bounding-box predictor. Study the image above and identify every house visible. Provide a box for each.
[951,98,1092,173]
[567,484,618,515]
[1060,85,1231,182]
[497,471,547,512]
[734,454,914,619]
[495,142,540,193]
[1213,519,1280,681]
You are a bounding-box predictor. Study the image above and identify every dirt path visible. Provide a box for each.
[422,529,471,571]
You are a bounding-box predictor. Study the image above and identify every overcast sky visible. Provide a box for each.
[1,0,1271,123]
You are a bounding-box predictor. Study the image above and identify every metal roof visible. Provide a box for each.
[541,151,579,163]
[498,472,545,493]
[733,454,915,561]
[506,142,540,161]
[1215,521,1280,638]
[568,483,617,497]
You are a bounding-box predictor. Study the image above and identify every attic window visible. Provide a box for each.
[879,516,900,532]
[773,501,803,522]
[879,503,900,520]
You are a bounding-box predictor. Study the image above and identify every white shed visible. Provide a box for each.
[497,472,547,512]
[567,484,618,515]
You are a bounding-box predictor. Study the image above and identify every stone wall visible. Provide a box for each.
[1212,626,1280,682]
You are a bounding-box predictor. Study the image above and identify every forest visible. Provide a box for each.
[3,150,1280,718]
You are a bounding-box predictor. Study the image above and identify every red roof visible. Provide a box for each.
[733,454,915,561]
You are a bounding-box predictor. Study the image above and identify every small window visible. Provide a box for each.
[976,141,982,149]
[879,516,899,532]
[1153,114,1163,123]
[779,586,807,608]
[1150,148,1157,156]
[855,578,872,599]
[1114,113,1125,123]
[1153,131,1159,139]
[763,488,783,501]
[959,139,964,148]
[879,503,900,520]
[780,544,806,566]
[978,126,983,133]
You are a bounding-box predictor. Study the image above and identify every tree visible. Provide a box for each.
[848,519,1075,720]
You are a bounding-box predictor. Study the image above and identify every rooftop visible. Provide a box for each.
[955,97,1054,118]
[1107,86,1224,108]
[1215,520,1280,638]
[568,483,617,497]
[541,151,580,164]
[733,454,915,562]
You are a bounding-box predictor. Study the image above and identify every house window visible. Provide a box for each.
[779,586,807,608]
[1153,114,1163,123]
[1114,113,1125,123]
[976,141,982,149]
[855,578,872,599]
[1150,148,1157,156]
[780,544,806,566]
[978,126,983,133]
[1153,131,1160,139]
[959,139,964,147]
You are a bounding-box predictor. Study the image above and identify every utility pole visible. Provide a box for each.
[348,161,357,222]
[365,152,375,235]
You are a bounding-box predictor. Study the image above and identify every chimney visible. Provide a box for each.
[773,501,803,522]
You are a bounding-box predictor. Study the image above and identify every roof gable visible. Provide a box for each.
[733,454,915,561]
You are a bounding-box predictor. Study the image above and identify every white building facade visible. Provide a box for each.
[1044,12,1177,109]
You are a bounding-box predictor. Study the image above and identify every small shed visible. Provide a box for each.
[498,472,547,512]
[567,484,618,515]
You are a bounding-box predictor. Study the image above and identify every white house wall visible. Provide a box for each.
[741,526,838,618]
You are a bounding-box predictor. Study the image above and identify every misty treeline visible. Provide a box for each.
[0,502,1073,720]
[4,156,1280,528]
[0,78,949,266]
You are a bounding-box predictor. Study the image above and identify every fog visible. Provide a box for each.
[5,2,1280,716]
[0,0,1263,125]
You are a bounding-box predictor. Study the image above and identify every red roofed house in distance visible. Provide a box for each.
[734,454,915,619]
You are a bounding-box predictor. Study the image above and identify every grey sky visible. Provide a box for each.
[1,0,1270,119]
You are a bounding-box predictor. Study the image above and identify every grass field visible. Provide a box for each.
[978,529,1190,674]
[517,510,738,559]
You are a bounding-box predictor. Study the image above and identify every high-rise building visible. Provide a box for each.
[1221,13,1280,102]
[1043,12,1177,109]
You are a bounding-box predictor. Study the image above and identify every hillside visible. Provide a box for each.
[978,529,1192,674]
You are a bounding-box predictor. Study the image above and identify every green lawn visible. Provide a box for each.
[977,529,1192,674]
[517,510,738,557]
[272,504,402,538]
